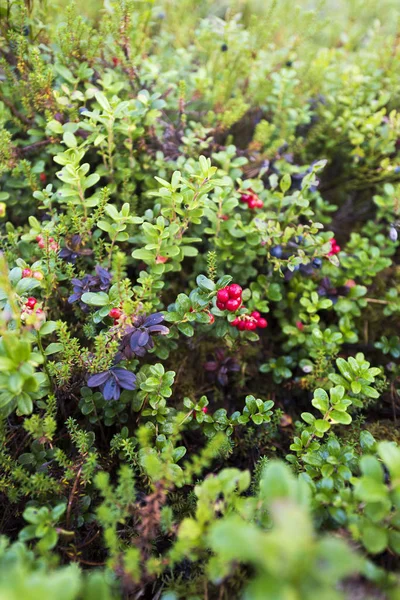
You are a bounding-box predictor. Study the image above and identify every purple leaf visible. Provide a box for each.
[112,368,137,390]
[129,330,142,351]
[148,325,169,335]
[87,371,110,387]
[103,376,120,401]
[137,330,150,347]
[143,313,164,326]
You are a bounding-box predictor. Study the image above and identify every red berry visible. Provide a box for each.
[36,235,43,242]
[38,240,45,249]
[296,321,304,331]
[32,271,44,281]
[240,193,251,203]
[216,300,226,310]
[109,308,122,320]
[22,268,32,278]
[225,298,241,312]
[247,320,257,330]
[257,318,268,328]
[327,238,341,256]
[202,407,208,414]
[35,308,44,315]
[112,57,120,66]
[231,317,239,326]
[39,173,46,183]
[237,320,246,331]
[251,311,260,319]
[248,198,257,209]
[26,297,37,308]
[227,284,242,299]
[217,288,230,303]
[255,199,263,208]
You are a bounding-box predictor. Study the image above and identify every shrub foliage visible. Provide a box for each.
[1,0,400,598]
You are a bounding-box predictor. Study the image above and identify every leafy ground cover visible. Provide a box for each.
[1,1,400,598]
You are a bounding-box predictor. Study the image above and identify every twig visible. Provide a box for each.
[66,465,82,528]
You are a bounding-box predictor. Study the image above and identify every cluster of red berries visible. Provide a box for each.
[36,234,59,252]
[231,311,268,331]
[22,268,44,280]
[21,297,45,329]
[216,284,243,312]
[240,189,263,210]
[327,238,340,256]
[109,308,123,325]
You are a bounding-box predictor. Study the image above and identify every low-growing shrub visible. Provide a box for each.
[1,0,400,598]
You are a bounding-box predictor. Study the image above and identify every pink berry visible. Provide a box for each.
[251,311,260,319]
[32,271,44,281]
[202,407,208,414]
[255,199,263,208]
[22,268,32,278]
[225,298,241,312]
[217,288,230,303]
[257,318,268,328]
[227,284,242,299]
[38,240,45,249]
[109,308,122,319]
[296,321,304,331]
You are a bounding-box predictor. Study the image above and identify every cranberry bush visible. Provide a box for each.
[1,0,400,598]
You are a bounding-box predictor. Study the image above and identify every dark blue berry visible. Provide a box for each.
[270,245,283,258]
[221,44,228,52]
[312,258,322,268]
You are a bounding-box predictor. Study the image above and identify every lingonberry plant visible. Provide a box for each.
[1,0,400,598]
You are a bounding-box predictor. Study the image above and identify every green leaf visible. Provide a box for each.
[251,414,263,425]
[196,274,215,292]
[330,386,345,404]
[361,524,388,554]
[44,342,64,355]
[354,477,388,503]
[17,393,33,415]
[312,388,329,413]
[63,131,77,148]
[314,419,330,433]
[39,321,58,336]
[351,381,362,394]
[329,410,352,425]
[177,322,194,337]
[81,292,109,306]
[336,358,353,381]
[95,90,111,112]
